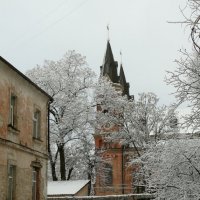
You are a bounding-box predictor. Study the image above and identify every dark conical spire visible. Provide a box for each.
[103,41,114,67]
[100,41,118,83]
[119,64,126,86]
[119,64,130,97]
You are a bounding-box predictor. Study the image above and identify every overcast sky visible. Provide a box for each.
[0,0,192,105]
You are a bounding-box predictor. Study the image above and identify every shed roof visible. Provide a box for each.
[47,180,90,196]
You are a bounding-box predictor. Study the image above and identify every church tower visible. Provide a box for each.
[100,40,131,98]
[94,40,134,195]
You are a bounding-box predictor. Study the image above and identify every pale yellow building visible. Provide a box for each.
[0,56,52,200]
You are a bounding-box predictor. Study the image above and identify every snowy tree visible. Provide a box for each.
[141,2,200,199]
[152,2,200,199]
[117,92,178,151]
[141,137,200,199]
[63,126,96,194]
[94,78,178,191]
[95,78,178,151]
[26,50,96,181]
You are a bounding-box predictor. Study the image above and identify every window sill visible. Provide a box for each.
[33,137,43,143]
[8,124,20,134]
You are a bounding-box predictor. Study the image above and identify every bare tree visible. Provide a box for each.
[173,0,200,52]
[166,49,200,131]
[165,1,200,131]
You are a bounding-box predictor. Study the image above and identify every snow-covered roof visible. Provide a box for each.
[47,180,90,196]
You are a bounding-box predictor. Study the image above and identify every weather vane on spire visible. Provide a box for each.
[107,24,110,41]
[120,50,123,65]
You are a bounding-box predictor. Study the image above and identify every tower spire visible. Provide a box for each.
[100,39,118,83]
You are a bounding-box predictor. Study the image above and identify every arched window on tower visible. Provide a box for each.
[99,139,102,148]
[100,163,113,186]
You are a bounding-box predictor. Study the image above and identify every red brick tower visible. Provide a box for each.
[94,40,134,195]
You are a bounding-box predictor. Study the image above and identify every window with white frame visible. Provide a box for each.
[9,94,17,127]
[32,168,39,200]
[7,165,16,200]
[33,109,41,139]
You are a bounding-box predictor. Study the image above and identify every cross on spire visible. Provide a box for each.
[107,24,110,41]
[120,50,122,65]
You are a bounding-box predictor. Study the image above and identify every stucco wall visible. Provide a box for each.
[0,59,50,200]
[75,184,89,196]
[0,59,49,150]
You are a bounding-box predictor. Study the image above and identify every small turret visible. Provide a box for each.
[119,64,126,87]
[119,64,130,98]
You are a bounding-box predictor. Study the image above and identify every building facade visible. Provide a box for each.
[94,41,137,196]
[0,57,52,200]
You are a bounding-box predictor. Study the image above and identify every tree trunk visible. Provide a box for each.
[49,149,58,181]
[87,163,94,195]
[88,172,92,195]
[67,167,74,180]
[58,144,66,180]
[51,162,58,181]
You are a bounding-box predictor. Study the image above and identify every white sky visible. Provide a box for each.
[0,0,192,105]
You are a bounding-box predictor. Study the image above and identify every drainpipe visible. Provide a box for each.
[46,99,53,199]
[47,99,53,154]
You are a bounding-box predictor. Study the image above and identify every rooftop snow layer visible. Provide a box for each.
[48,180,90,196]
